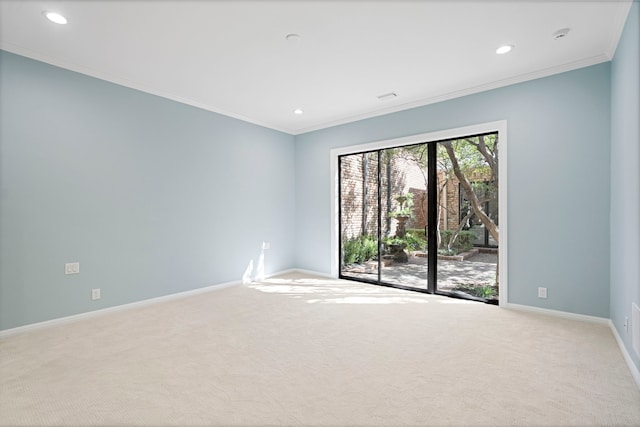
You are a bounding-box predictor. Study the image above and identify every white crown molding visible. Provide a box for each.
[2,40,611,137]
[604,0,634,60]
[0,42,295,135]
[293,54,611,135]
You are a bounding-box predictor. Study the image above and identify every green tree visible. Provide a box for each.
[442,135,498,245]
[442,135,499,284]
[395,135,499,283]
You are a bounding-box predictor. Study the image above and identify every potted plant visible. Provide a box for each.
[384,236,409,263]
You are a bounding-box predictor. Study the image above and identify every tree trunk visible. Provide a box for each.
[447,195,491,251]
[466,134,498,205]
[436,179,448,248]
[447,208,474,251]
[443,141,499,244]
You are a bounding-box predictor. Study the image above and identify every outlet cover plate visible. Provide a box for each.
[91,289,101,300]
[65,262,80,275]
[538,287,547,299]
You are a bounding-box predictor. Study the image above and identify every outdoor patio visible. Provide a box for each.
[342,251,497,294]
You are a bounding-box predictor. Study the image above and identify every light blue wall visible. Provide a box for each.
[0,37,621,330]
[611,1,640,371]
[295,63,612,318]
[0,51,296,330]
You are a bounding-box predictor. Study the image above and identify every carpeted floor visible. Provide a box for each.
[1,272,639,426]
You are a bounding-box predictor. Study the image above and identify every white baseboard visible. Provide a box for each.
[609,320,640,390]
[287,268,336,279]
[0,267,305,339]
[253,268,336,280]
[502,303,610,325]
[504,303,639,390]
[261,268,299,277]
[0,278,245,339]
[8,268,636,396]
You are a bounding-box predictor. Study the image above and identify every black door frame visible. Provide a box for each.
[338,141,438,294]
[338,134,498,302]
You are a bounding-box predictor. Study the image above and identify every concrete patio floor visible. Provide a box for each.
[342,252,497,294]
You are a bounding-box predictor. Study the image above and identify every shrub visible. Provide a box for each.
[382,231,426,252]
[406,228,427,238]
[403,232,426,251]
[456,230,476,251]
[343,234,378,264]
[439,230,455,246]
[452,283,498,299]
[439,229,476,252]
[438,248,458,256]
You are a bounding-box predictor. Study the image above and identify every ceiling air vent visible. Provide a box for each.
[377,92,398,101]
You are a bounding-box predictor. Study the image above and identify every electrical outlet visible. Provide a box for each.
[262,241,270,250]
[624,316,629,333]
[91,289,101,300]
[538,287,547,299]
[64,262,80,275]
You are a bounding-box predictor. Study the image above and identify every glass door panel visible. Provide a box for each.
[436,135,499,303]
[339,151,380,283]
[337,132,500,304]
[379,146,429,290]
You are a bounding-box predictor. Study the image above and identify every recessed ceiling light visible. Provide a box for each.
[43,11,68,25]
[496,45,514,55]
[285,33,301,42]
[293,109,304,115]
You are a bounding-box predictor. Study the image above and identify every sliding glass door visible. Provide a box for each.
[434,135,499,302]
[338,133,500,304]
[378,146,432,291]
[339,151,381,283]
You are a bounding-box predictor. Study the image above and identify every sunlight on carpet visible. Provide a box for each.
[1,271,639,426]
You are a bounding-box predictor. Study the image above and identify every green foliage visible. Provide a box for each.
[450,135,497,172]
[343,234,378,264]
[471,181,497,199]
[452,283,498,299]
[439,230,475,252]
[406,228,427,238]
[456,230,476,250]
[383,231,426,252]
[438,248,458,256]
[403,232,426,251]
[477,285,498,298]
[389,192,414,218]
[439,230,454,245]
[382,236,405,247]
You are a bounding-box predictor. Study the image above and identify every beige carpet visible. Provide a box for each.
[1,272,639,426]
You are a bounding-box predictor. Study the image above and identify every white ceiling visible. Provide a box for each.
[0,1,632,135]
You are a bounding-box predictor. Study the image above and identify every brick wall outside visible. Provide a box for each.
[340,151,495,240]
